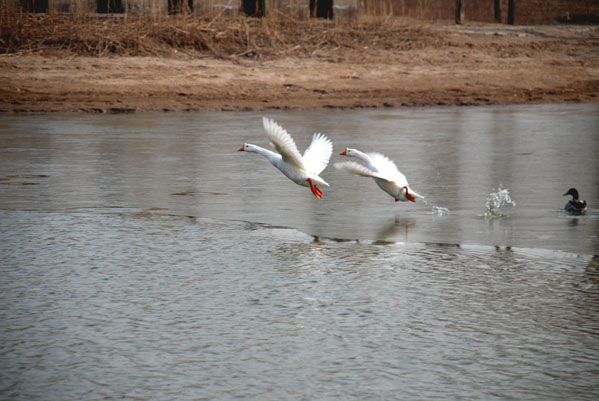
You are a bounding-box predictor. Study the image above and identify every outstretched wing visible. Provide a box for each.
[302,132,333,175]
[262,117,304,170]
[334,161,389,181]
[366,152,404,183]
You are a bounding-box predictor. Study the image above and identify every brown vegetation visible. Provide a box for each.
[1,4,598,113]
[0,8,437,58]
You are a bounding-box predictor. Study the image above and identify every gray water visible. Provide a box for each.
[1,104,598,400]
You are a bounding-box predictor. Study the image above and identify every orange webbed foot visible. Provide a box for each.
[311,186,323,199]
[404,186,416,202]
[307,179,323,199]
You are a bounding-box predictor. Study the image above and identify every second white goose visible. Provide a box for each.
[335,147,423,203]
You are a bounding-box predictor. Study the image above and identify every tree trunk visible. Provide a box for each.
[455,0,464,24]
[494,0,501,23]
[242,0,265,17]
[310,0,334,19]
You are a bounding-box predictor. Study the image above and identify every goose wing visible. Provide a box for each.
[334,161,389,181]
[367,152,405,183]
[302,132,333,175]
[262,117,304,170]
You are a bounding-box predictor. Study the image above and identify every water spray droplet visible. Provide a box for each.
[484,186,516,219]
[432,206,450,215]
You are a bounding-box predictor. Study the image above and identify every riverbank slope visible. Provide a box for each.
[1,20,597,113]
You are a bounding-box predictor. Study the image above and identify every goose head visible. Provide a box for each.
[339,148,357,156]
[238,143,256,152]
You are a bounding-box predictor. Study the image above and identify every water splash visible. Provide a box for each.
[484,186,516,219]
[432,206,450,215]
[421,197,450,215]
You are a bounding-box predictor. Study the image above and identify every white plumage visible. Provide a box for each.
[239,117,333,199]
[335,147,423,203]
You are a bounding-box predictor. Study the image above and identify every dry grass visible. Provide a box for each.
[0,6,438,58]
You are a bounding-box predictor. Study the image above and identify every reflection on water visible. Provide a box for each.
[1,104,598,400]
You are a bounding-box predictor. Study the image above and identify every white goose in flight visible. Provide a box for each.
[335,147,423,203]
[239,117,333,199]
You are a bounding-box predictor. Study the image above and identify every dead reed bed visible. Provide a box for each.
[0,9,438,58]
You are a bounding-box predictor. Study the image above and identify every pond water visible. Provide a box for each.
[1,104,598,400]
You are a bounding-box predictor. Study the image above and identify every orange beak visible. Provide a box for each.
[238,146,244,151]
[339,149,347,155]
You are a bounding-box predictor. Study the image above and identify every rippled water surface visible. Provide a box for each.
[1,105,598,400]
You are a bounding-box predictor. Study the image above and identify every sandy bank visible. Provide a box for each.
[1,23,598,113]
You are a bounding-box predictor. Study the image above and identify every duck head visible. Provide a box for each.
[563,188,580,200]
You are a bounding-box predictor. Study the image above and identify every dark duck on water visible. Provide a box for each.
[563,188,587,213]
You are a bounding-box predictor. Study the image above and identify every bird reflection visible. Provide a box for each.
[373,216,416,244]
[494,245,513,252]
